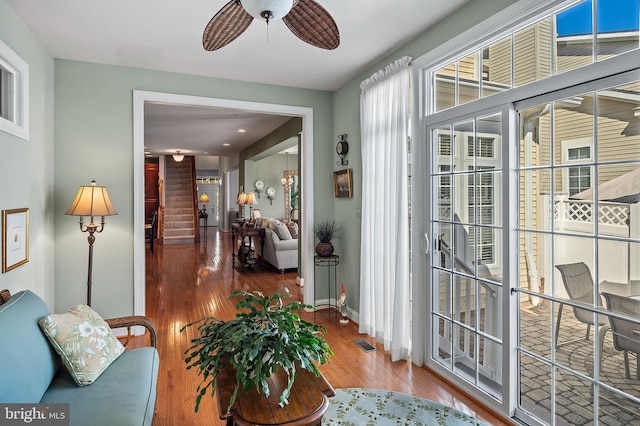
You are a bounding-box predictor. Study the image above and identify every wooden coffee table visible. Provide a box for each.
[215,363,335,426]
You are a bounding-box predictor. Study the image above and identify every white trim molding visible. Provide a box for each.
[0,39,29,141]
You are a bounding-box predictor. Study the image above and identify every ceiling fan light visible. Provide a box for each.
[241,0,295,22]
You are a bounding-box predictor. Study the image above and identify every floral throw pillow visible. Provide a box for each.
[285,220,298,239]
[39,304,125,386]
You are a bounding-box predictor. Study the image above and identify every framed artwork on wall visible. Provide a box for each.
[333,169,353,198]
[2,208,29,273]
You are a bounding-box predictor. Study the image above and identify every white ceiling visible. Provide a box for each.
[7,0,472,159]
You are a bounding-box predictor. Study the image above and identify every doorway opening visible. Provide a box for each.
[132,90,316,317]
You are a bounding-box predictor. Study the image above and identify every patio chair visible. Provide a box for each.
[555,262,607,348]
[601,292,640,379]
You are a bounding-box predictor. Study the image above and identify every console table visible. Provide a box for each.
[199,211,208,228]
[231,223,265,269]
[215,362,335,426]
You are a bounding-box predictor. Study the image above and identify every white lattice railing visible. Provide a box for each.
[554,198,630,229]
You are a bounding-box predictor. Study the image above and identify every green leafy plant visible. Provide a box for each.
[181,288,332,414]
[313,219,340,243]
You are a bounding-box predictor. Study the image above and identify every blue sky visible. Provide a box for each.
[556,0,639,36]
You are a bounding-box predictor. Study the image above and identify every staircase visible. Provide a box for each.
[163,157,198,244]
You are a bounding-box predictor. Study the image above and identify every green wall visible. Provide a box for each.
[53,60,333,316]
[0,0,55,306]
[3,0,520,319]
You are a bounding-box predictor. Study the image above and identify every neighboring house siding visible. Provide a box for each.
[458,55,476,79]
[519,137,541,293]
[557,54,594,74]
[488,38,511,87]
[514,26,538,86]
[512,18,554,87]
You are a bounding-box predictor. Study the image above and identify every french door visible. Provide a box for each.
[424,72,640,425]
[427,106,513,408]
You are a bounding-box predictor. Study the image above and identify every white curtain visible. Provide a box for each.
[359,56,412,362]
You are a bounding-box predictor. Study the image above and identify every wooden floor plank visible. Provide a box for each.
[141,227,510,425]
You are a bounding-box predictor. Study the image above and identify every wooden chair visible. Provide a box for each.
[145,211,158,253]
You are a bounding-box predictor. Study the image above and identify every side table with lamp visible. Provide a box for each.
[199,192,209,229]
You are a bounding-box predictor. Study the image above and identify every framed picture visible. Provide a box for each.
[2,208,29,273]
[333,169,353,198]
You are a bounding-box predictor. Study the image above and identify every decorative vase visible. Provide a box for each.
[315,242,334,257]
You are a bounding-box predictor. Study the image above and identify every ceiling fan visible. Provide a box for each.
[203,0,340,51]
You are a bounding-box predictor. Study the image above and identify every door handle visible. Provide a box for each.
[424,233,430,255]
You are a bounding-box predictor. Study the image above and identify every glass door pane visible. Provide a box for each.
[516,78,640,425]
[430,110,504,401]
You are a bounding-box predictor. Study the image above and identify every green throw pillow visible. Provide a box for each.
[39,304,125,386]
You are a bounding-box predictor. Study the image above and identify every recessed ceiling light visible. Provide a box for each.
[237,129,246,133]
[223,143,230,146]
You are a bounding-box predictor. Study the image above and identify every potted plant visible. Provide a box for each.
[181,287,332,414]
[313,219,340,257]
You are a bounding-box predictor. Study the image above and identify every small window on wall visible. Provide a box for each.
[562,138,593,196]
[0,39,29,140]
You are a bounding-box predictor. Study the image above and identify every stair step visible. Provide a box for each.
[165,207,193,214]
[164,236,196,245]
[165,213,194,221]
[166,195,194,203]
[164,228,195,238]
[164,221,195,229]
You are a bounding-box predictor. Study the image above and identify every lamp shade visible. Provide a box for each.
[241,0,295,21]
[237,192,247,205]
[245,192,258,205]
[173,151,184,162]
[66,180,118,217]
[199,193,210,203]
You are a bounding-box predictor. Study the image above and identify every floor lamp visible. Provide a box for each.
[66,180,118,306]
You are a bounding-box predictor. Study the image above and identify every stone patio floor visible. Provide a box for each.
[519,300,639,425]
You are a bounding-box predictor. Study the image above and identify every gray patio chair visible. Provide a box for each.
[601,292,640,379]
[555,262,607,348]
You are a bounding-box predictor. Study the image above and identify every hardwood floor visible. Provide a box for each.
[142,227,511,425]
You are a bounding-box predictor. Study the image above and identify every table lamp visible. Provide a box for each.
[237,192,247,219]
[245,192,258,220]
[199,193,210,212]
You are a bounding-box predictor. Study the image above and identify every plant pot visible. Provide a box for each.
[315,242,334,257]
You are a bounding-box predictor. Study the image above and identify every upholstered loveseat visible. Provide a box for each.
[0,289,159,426]
[254,217,298,273]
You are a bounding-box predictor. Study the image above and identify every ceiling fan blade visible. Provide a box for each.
[203,0,254,51]
[283,0,339,50]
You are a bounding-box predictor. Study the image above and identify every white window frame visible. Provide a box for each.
[561,137,593,196]
[0,39,29,141]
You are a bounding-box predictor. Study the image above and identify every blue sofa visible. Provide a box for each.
[0,290,159,426]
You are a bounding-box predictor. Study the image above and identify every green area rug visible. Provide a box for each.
[324,388,487,426]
